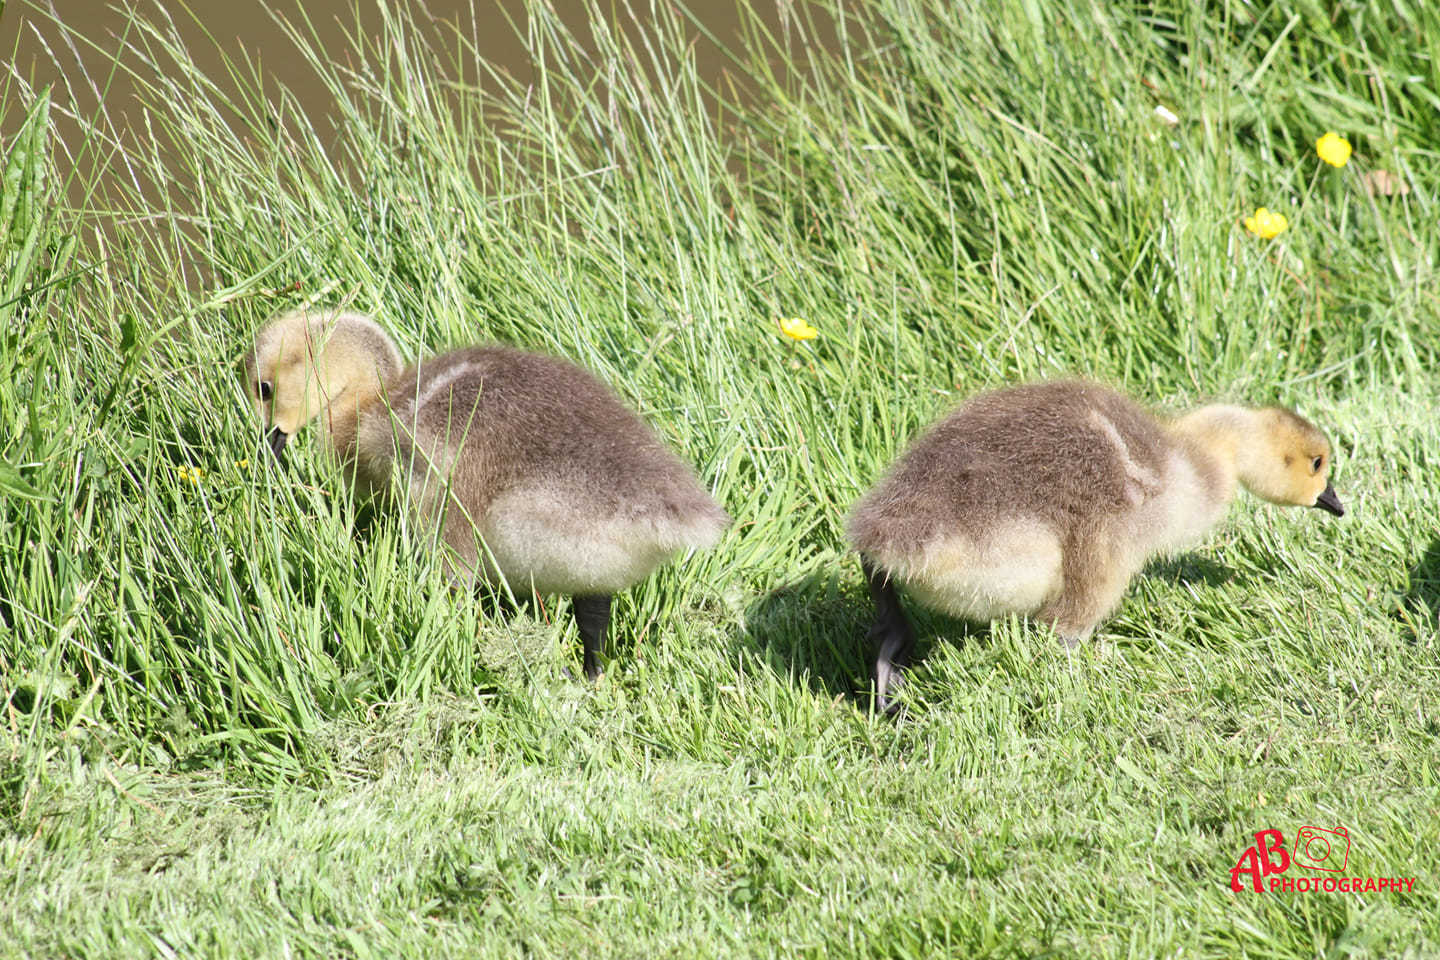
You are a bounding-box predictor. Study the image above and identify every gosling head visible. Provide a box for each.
[1236,407,1344,517]
[243,309,402,463]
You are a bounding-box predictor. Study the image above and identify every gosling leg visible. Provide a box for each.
[572,594,613,680]
[862,556,915,713]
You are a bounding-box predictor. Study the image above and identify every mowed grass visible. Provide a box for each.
[2,0,1438,955]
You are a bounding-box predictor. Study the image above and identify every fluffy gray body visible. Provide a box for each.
[350,346,729,595]
[847,379,1342,709]
[850,381,1223,632]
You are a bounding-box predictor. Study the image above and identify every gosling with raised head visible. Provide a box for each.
[244,309,729,678]
[847,380,1344,710]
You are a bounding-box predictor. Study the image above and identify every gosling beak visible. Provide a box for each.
[265,427,289,468]
[1313,483,1345,517]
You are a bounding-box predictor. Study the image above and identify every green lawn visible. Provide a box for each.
[2,0,1437,955]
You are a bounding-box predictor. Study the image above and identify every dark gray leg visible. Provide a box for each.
[572,594,613,680]
[862,557,915,713]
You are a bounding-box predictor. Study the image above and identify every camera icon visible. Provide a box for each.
[1292,825,1349,872]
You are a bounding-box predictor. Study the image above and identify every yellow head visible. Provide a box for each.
[242,309,402,460]
[1235,407,1344,516]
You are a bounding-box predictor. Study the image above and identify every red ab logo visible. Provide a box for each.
[1230,826,1352,892]
[1226,824,1422,895]
[1230,829,1291,892]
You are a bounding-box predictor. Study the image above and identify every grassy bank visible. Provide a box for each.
[2,0,1437,955]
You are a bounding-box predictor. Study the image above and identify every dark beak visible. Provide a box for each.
[265,427,289,468]
[1313,483,1344,517]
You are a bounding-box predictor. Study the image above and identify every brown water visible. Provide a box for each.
[5,0,789,205]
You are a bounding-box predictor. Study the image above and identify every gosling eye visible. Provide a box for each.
[258,381,273,402]
[1310,455,1323,473]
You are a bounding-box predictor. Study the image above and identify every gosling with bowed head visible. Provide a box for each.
[243,308,729,678]
[846,380,1344,711]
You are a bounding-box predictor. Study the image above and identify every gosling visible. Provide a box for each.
[846,379,1344,710]
[244,309,729,678]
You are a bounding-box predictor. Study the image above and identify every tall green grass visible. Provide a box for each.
[2,0,1437,955]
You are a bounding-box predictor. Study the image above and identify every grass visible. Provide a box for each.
[2,0,1438,955]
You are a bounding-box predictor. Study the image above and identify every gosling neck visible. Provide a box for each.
[1167,404,1259,504]
[315,343,396,459]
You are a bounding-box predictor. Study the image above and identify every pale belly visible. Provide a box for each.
[874,519,1065,621]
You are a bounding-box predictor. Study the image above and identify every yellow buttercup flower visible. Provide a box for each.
[176,465,206,485]
[1316,131,1352,168]
[1243,207,1289,239]
[777,316,818,341]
